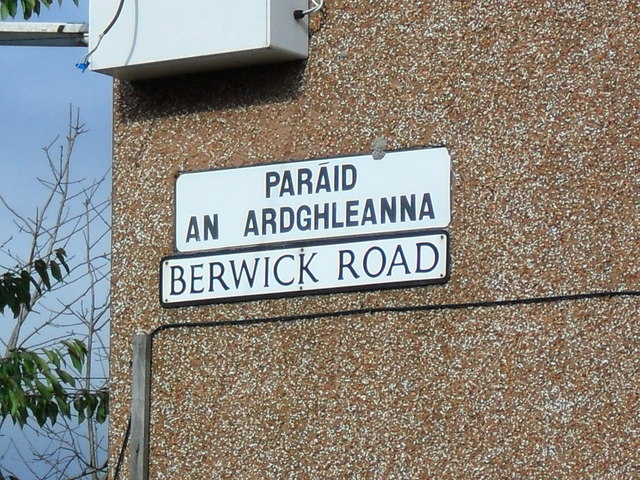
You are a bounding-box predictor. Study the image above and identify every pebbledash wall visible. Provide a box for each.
[109,1,639,478]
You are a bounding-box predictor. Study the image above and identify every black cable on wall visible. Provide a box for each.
[113,289,639,479]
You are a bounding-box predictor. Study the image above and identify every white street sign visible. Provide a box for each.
[175,148,451,253]
[161,232,449,306]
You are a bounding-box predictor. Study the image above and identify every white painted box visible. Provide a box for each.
[89,0,309,80]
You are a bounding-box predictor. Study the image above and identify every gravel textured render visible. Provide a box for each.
[109,1,638,478]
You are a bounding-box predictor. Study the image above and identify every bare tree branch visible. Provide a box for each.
[0,107,110,480]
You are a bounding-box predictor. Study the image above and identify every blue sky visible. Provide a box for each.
[0,0,112,236]
[0,3,112,477]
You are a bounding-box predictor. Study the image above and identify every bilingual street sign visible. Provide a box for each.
[175,147,451,253]
[161,231,449,306]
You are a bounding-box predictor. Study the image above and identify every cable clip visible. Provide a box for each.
[76,61,90,73]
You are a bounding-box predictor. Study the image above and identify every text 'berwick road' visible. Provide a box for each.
[161,232,449,305]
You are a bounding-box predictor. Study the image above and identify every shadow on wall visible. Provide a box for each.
[114,60,308,122]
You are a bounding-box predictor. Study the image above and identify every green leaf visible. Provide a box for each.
[74,397,86,423]
[20,0,31,19]
[63,339,86,371]
[34,259,51,290]
[32,351,50,373]
[55,368,76,387]
[0,341,106,428]
[15,273,31,312]
[50,260,62,282]
[22,0,36,19]
[55,248,70,274]
[0,285,7,313]
[58,399,71,417]
[74,339,87,356]
[0,0,12,20]
[34,403,47,427]
[44,349,61,369]
[96,398,107,424]
[72,353,82,372]
[21,352,36,376]
[8,295,21,318]
[85,393,97,419]
[43,370,60,390]
[47,401,59,424]
[24,268,41,295]
[7,388,24,418]
[35,380,53,402]
[7,0,17,17]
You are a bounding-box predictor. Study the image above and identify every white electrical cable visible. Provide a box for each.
[77,32,104,70]
[77,0,126,71]
[302,0,324,16]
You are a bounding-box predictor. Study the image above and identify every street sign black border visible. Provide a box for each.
[172,145,453,254]
[159,229,450,308]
